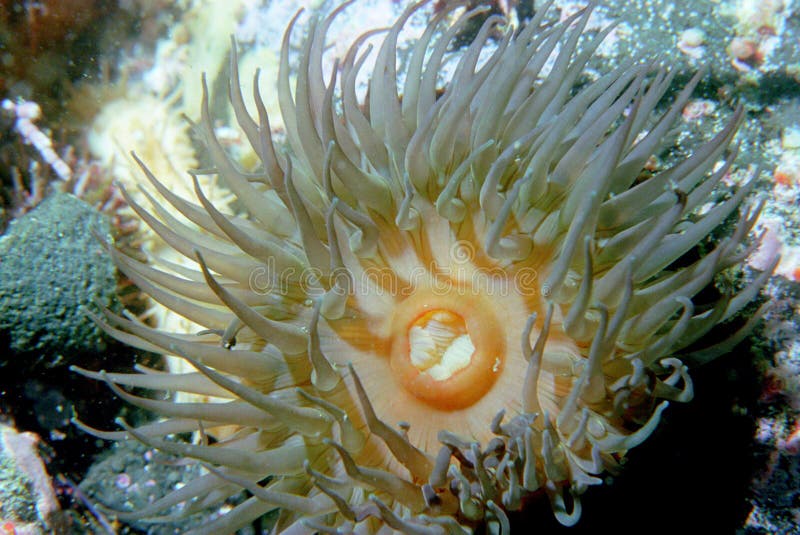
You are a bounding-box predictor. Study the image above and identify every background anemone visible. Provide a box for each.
[85,90,243,395]
[73,1,777,533]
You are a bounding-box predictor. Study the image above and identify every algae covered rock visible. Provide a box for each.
[0,192,116,367]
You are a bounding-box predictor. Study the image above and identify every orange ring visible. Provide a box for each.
[389,290,505,411]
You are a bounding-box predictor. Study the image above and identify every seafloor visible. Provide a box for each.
[0,0,799,534]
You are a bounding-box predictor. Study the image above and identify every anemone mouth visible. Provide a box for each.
[390,290,505,410]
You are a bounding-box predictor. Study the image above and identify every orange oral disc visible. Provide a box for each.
[390,292,504,411]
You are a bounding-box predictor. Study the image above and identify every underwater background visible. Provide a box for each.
[0,0,799,533]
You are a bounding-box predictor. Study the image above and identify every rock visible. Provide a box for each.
[79,439,229,534]
[0,192,116,368]
[0,424,60,534]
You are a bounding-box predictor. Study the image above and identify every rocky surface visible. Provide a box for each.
[0,192,116,368]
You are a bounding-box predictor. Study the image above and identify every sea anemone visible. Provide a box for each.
[74,1,776,533]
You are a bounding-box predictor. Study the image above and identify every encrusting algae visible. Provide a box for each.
[72,1,777,533]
